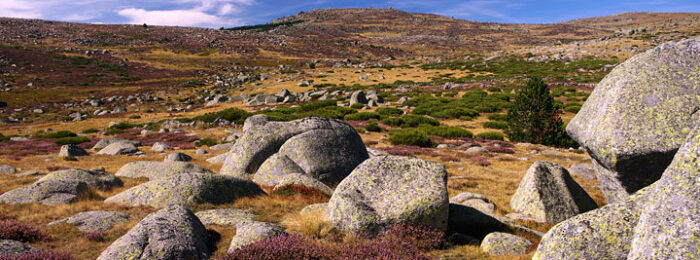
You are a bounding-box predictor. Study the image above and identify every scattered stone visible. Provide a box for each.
[38,168,122,190]
[228,221,286,252]
[96,142,139,155]
[480,232,533,255]
[510,161,597,223]
[300,203,328,214]
[16,170,44,177]
[105,172,263,208]
[0,240,36,258]
[327,155,448,235]
[92,138,140,151]
[164,152,192,162]
[48,211,130,232]
[0,164,17,174]
[210,142,235,150]
[466,147,489,155]
[566,37,700,203]
[450,192,496,215]
[195,208,256,226]
[366,147,388,157]
[568,163,596,180]
[151,142,173,152]
[58,144,88,157]
[206,152,231,164]
[115,161,213,180]
[97,205,210,260]
[0,180,88,205]
[196,148,208,155]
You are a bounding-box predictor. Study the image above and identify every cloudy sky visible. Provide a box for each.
[1,0,699,28]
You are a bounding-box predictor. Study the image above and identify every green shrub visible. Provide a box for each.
[81,128,99,134]
[376,107,403,116]
[487,114,508,121]
[55,136,90,145]
[104,128,123,136]
[35,130,77,139]
[365,122,382,132]
[195,138,218,147]
[0,133,10,142]
[350,103,364,109]
[344,112,380,121]
[381,115,440,128]
[565,103,583,113]
[389,129,434,147]
[476,132,505,140]
[191,108,250,124]
[419,125,472,138]
[487,86,501,92]
[129,115,142,119]
[483,121,508,129]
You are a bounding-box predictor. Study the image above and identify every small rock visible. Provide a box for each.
[228,221,286,252]
[0,164,17,174]
[49,211,130,232]
[480,232,532,255]
[195,208,256,226]
[151,142,173,152]
[58,144,89,157]
[164,152,192,162]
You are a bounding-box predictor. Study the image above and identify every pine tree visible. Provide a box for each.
[506,78,573,147]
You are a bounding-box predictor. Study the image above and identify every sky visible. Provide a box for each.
[1,0,699,28]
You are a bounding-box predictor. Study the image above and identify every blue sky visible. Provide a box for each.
[1,0,699,28]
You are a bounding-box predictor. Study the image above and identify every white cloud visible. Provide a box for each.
[117,8,233,27]
[64,13,97,21]
[219,4,235,15]
[0,0,42,19]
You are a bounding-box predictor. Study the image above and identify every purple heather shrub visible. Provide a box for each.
[83,231,106,242]
[0,250,74,260]
[484,146,515,154]
[470,156,492,167]
[0,220,48,242]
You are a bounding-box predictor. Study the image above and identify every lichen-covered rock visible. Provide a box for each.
[92,138,140,150]
[164,152,192,162]
[228,221,286,252]
[480,232,532,255]
[533,184,655,260]
[38,168,122,190]
[96,205,210,260]
[450,192,496,215]
[272,172,334,196]
[48,211,130,232]
[252,153,305,186]
[568,163,596,180]
[105,172,263,208]
[366,147,388,157]
[0,180,88,205]
[326,155,448,235]
[0,240,36,258]
[115,161,214,180]
[195,208,256,226]
[206,152,231,164]
[58,144,88,157]
[0,164,17,174]
[566,37,700,203]
[150,142,173,152]
[510,161,598,223]
[96,142,139,155]
[221,116,368,187]
[628,125,700,259]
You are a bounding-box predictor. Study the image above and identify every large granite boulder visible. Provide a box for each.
[38,168,122,190]
[533,184,655,260]
[450,192,496,215]
[105,172,263,208]
[96,142,139,155]
[115,161,214,180]
[0,180,88,205]
[628,125,700,259]
[92,138,140,150]
[326,155,449,235]
[510,161,598,223]
[195,208,256,226]
[480,232,532,255]
[227,221,286,252]
[97,205,210,260]
[48,211,130,232]
[566,37,700,203]
[221,116,368,187]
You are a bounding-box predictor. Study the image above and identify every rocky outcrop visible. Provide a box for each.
[326,155,448,235]
[115,161,214,180]
[38,168,122,190]
[228,221,286,252]
[92,138,140,150]
[97,205,210,260]
[221,116,368,188]
[510,161,598,223]
[48,211,130,232]
[450,192,496,215]
[105,172,263,208]
[195,208,256,226]
[58,144,88,157]
[566,37,700,203]
[0,180,88,205]
[96,142,140,155]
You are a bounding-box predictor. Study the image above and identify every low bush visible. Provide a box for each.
[343,112,380,121]
[0,220,48,242]
[487,113,508,121]
[389,129,434,147]
[564,103,583,113]
[376,107,403,116]
[83,231,106,242]
[34,131,76,139]
[476,132,505,141]
[55,136,90,145]
[81,128,99,134]
[487,86,501,92]
[195,138,218,147]
[418,125,473,138]
[365,122,382,132]
[191,108,250,124]
[483,121,508,130]
[381,115,440,128]
[128,115,141,119]
[350,103,364,109]
[0,133,9,142]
